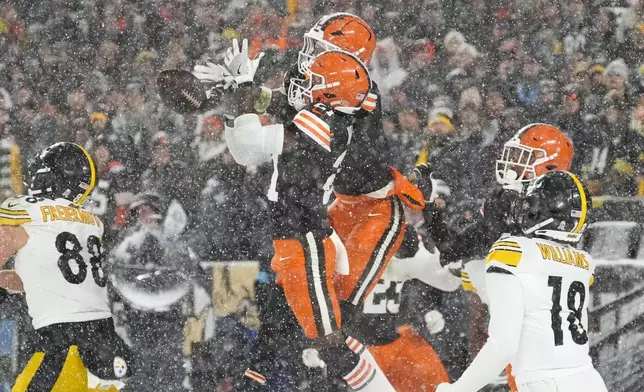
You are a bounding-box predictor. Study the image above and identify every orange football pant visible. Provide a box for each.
[328,196,406,306]
[271,235,342,340]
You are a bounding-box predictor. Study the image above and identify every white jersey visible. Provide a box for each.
[485,236,596,384]
[2,196,111,329]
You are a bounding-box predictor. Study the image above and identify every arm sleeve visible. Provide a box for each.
[0,197,32,225]
[421,201,494,265]
[450,271,524,392]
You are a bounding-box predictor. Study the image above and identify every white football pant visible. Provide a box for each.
[518,368,607,392]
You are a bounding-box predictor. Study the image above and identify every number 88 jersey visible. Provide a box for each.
[485,236,596,385]
[2,195,111,329]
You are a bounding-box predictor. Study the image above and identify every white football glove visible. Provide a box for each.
[424,309,445,335]
[224,38,265,86]
[302,348,326,369]
[193,61,230,82]
[193,61,235,91]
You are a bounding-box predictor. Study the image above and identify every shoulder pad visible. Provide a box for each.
[292,108,332,152]
[0,196,36,225]
[485,236,523,268]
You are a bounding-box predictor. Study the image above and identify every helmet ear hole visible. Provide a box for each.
[545,164,557,171]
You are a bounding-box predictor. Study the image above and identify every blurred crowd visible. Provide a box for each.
[2,0,644,389]
[1,0,644,258]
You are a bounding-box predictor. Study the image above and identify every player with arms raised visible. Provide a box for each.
[437,171,607,392]
[0,143,135,391]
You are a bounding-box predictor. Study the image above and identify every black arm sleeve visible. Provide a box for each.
[269,113,345,239]
[423,186,522,265]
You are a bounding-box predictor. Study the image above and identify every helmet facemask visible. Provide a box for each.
[495,140,557,186]
[287,68,321,111]
[298,30,340,74]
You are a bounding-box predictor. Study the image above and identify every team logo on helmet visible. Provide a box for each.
[113,356,128,378]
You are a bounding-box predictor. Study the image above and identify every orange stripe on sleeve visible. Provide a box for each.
[298,111,330,136]
[293,117,331,151]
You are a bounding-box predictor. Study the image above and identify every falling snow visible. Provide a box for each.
[0,0,643,391]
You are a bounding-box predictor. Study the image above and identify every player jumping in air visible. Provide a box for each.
[436,170,607,392]
[220,45,401,390]
[191,13,430,390]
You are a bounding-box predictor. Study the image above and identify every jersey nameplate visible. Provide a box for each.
[536,243,589,271]
[41,206,101,227]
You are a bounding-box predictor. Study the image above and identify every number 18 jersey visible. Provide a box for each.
[485,236,596,384]
[1,196,111,329]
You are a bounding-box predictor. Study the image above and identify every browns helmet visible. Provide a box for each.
[496,123,574,186]
[298,13,376,73]
[518,171,591,243]
[288,50,372,114]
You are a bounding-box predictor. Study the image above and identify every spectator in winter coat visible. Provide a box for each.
[586,9,619,60]
[481,86,506,146]
[579,91,635,196]
[534,79,558,121]
[140,133,200,220]
[627,96,644,195]
[582,62,608,114]
[192,114,228,187]
[431,102,496,201]
[370,38,409,108]
[515,58,542,115]
[603,59,632,106]
[402,39,438,107]
[557,84,587,172]
[385,108,426,174]
[416,113,456,167]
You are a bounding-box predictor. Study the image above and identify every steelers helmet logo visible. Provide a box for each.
[113,356,128,378]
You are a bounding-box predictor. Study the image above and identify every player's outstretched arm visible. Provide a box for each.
[0,225,28,294]
[436,270,524,392]
[0,270,24,292]
[0,225,28,268]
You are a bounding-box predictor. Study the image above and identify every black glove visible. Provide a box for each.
[482,185,521,233]
[413,163,434,202]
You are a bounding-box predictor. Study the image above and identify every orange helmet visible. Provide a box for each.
[288,50,372,114]
[496,123,574,185]
[298,13,376,73]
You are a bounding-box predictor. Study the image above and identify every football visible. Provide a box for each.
[156,70,208,114]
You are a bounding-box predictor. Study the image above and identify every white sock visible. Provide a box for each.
[343,337,395,391]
